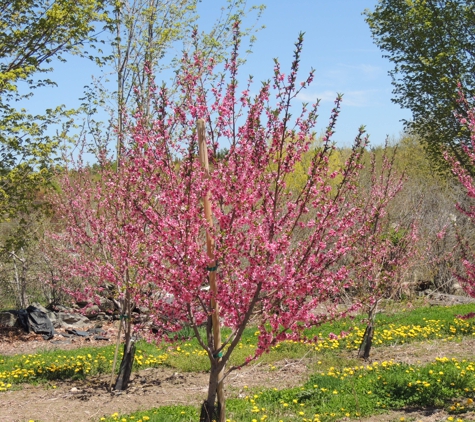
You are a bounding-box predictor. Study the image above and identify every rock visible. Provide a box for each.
[428,292,475,305]
[98,297,116,313]
[45,311,58,327]
[14,303,57,333]
[95,312,112,322]
[51,339,72,345]
[83,305,101,318]
[29,302,49,314]
[56,311,90,328]
[0,311,17,327]
[94,335,110,341]
[135,305,150,314]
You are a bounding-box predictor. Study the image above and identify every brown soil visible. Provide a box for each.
[0,356,309,422]
[3,316,475,421]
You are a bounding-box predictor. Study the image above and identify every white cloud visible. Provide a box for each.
[351,64,382,79]
[297,89,380,108]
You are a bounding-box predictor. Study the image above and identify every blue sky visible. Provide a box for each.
[231,0,412,146]
[27,0,411,148]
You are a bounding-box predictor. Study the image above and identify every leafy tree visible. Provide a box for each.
[0,0,106,225]
[82,0,265,158]
[51,29,407,421]
[364,0,475,171]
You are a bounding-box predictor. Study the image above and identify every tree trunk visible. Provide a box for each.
[358,301,379,360]
[200,361,225,422]
[357,321,374,360]
[113,335,136,390]
[113,289,135,391]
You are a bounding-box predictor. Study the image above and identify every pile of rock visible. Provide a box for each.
[0,302,111,340]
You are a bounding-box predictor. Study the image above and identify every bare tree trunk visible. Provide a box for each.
[200,360,224,422]
[358,303,378,360]
[11,249,27,309]
[357,320,375,360]
[114,314,136,390]
[111,289,135,391]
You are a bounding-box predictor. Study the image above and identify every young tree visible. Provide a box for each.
[443,94,475,297]
[349,146,417,359]
[52,28,407,421]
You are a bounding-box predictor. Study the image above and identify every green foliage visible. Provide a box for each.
[0,0,105,226]
[364,0,475,172]
[3,304,475,389]
[99,357,475,421]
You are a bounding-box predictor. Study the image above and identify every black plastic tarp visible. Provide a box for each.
[15,306,54,340]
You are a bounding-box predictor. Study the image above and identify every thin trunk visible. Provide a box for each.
[114,313,136,390]
[11,249,27,309]
[198,119,225,422]
[358,304,377,360]
[111,288,135,391]
[200,361,223,422]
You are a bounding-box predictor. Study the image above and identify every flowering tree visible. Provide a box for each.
[51,26,407,421]
[50,156,155,390]
[348,146,417,359]
[443,94,475,298]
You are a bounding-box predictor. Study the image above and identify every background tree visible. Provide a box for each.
[388,134,469,295]
[350,144,418,359]
[0,0,106,218]
[83,0,265,157]
[364,0,475,171]
[0,0,108,308]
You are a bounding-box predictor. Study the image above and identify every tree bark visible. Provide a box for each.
[358,304,377,360]
[357,321,374,360]
[113,335,136,390]
[200,360,224,422]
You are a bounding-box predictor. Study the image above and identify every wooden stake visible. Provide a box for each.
[197,119,225,421]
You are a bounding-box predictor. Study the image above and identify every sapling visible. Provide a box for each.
[443,91,475,299]
[350,145,417,359]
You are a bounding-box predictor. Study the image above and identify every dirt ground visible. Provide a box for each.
[3,321,475,421]
[0,355,309,422]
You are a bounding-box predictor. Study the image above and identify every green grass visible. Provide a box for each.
[2,303,475,390]
[4,303,475,421]
[98,357,475,422]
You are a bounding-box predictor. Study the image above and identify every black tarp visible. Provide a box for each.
[15,306,54,340]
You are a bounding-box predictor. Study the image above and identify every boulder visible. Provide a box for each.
[29,302,49,314]
[29,303,59,327]
[56,311,90,328]
[98,297,116,313]
[83,305,101,318]
[0,311,18,327]
[95,312,112,322]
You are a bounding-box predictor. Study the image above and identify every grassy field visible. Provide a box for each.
[3,302,475,421]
